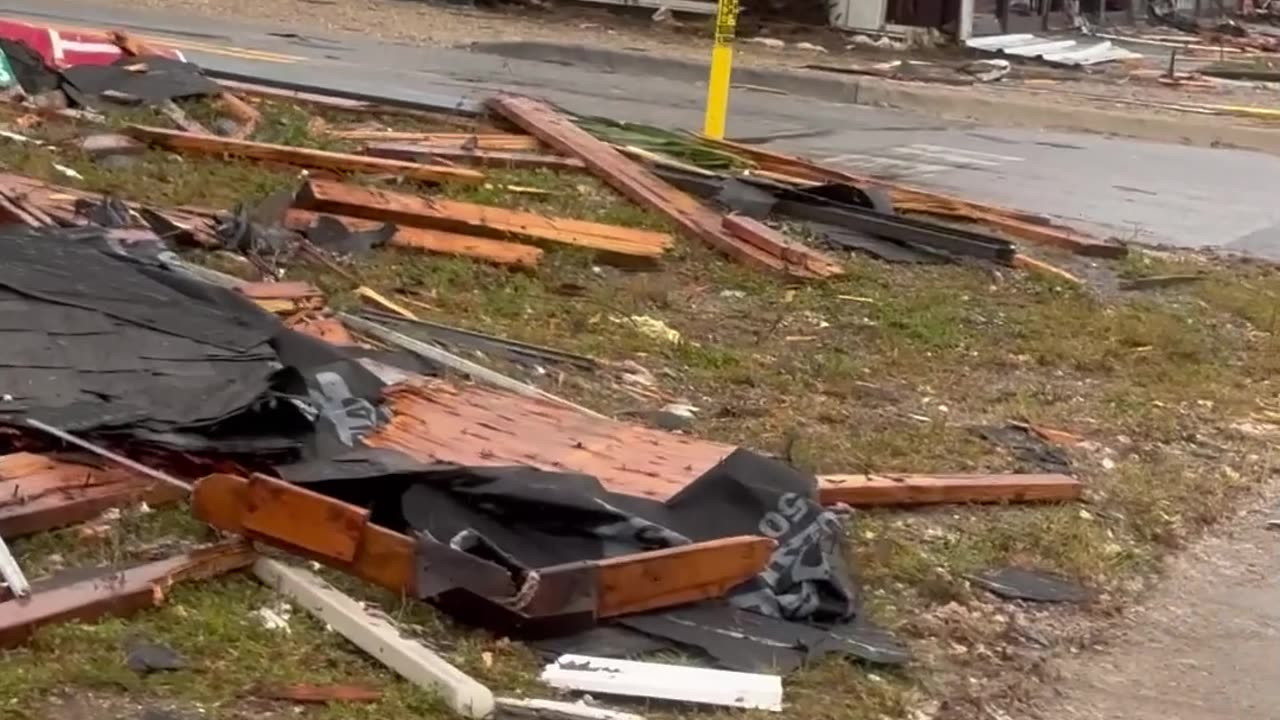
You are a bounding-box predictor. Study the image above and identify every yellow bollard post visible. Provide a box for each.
[703,0,738,140]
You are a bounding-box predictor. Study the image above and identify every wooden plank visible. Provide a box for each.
[0,541,254,648]
[124,125,485,185]
[488,95,832,279]
[0,452,187,538]
[1011,254,1084,285]
[193,473,416,593]
[193,473,770,619]
[364,143,586,171]
[700,136,1126,258]
[295,179,670,258]
[722,213,844,278]
[237,281,323,301]
[243,473,369,563]
[817,473,1082,506]
[583,536,775,617]
[284,210,543,268]
[334,131,541,151]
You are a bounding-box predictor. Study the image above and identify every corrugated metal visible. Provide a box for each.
[364,381,733,501]
[966,33,1144,65]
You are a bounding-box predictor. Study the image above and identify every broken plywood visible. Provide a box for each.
[284,209,544,268]
[366,382,1081,508]
[294,180,671,259]
[0,452,187,537]
[365,381,729,501]
[487,96,841,279]
[125,125,484,185]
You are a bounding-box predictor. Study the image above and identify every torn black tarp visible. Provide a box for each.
[0,225,386,455]
[60,55,220,109]
[278,446,908,671]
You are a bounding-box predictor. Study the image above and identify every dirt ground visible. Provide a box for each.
[1023,495,1280,720]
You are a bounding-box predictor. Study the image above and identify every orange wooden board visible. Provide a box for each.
[0,452,187,537]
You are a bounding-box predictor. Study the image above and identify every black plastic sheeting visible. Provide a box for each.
[0,225,386,455]
[61,56,221,108]
[278,447,910,672]
[971,567,1089,604]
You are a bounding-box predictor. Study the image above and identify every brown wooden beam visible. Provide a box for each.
[487,95,840,279]
[817,473,1082,506]
[191,473,773,620]
[124,126,485,185]
[294,179,671,258]
[363,143,584,171]
[284,209,543,268]
[334,131,541,151]
[0,541,254,648]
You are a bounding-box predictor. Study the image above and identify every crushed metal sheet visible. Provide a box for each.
[965,33,1144,66]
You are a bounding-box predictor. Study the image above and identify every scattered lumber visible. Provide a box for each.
[366,382,1082,508]
[817,473,1083,506]
[0,452,187,538]
[124,125,485,185]
[334,131,541,151]
[284,209,544,268]
[364,142,586,171]
[192,473,773,620]
[488,95,842,279]
[294,179,671,258]
[0,540,255,648]
[723,213,844,278]
[700,136,1127,259]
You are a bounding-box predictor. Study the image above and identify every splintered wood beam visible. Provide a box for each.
[488,95,839,279]
[192,473,773,619]
[284,210,543,268]
[698,136,1126,259]
[0,541,255,648]
[723,213,844,278]
[217,92,260,139]
[294,179,671,258]
[364,142,586,171]
[124,126,485,185]
[583,536,775,617]
[0,452,188,538]
[817,473,1082,507]
[333,131,542,151]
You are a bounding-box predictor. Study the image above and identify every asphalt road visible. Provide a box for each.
[5,0,1280,257]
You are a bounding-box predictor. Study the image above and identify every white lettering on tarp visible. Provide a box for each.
[734,492,852,620]
[308,370,379,445]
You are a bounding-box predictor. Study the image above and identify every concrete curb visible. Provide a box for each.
[467,40,1280,156]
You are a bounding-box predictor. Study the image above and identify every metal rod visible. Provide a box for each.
[24,419,192,494]
[0,536,30,598]
[340,314,606,419]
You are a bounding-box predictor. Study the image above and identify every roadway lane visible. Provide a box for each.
[4,0,1280,256]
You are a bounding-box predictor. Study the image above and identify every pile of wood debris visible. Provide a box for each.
[0,20,1105,717]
